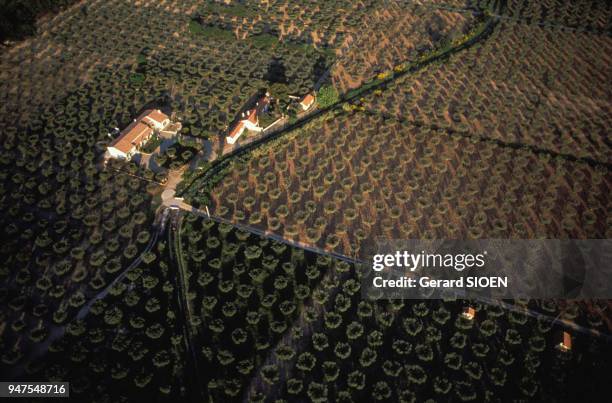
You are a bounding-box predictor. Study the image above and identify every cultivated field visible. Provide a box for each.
[0,0,335,393]
[208,112,610,258]
[179,214,612,402]
[180,214,332,400]
[0,0,201,124]
[410,0,612,33]
[500,0,612,33]
[193,0,379,47]
[0,0,336,147]
[0,0,384,398]
[16,239,188,401]
[363,21,612,163]
[1,0,611,401]
[199,3,612,253]
[331,2,478,93]
[0,64,160,380]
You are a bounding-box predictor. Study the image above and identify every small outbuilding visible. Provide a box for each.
[461,306,476,321]
[556,331,572,352]
[299,93,315,111]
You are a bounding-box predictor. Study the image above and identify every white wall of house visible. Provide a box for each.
[144,117,169,130]
[107,146,128,160]
[243,119,261,131]
[227,115,264,144]
[300,99,315,111]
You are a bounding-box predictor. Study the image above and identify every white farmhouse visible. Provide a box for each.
[226,95,270,145]
[107,109,170,160]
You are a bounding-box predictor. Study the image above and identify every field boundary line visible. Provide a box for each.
[169,211,206,402]
[360,108,612,170]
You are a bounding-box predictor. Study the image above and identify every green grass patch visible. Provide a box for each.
[259,112,280,129]
[189,20,235,41]
[136,53,147,65]
[140,134,161,154]
[251,33,278,49]
[317,85,339,108]
[129,73,145,85]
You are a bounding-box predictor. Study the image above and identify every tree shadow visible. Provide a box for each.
[264,57,287,84]
[312,54,328,84]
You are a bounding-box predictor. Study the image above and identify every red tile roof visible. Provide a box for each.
[110,121,153,153]
[227,95,270,141]
[246,109,258,124]
[462,307,475,320]
[561,331,572,350]
[142,109,169,127]
[109,109,168,154]
[228,121,245,139]
[300,93,315,108]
